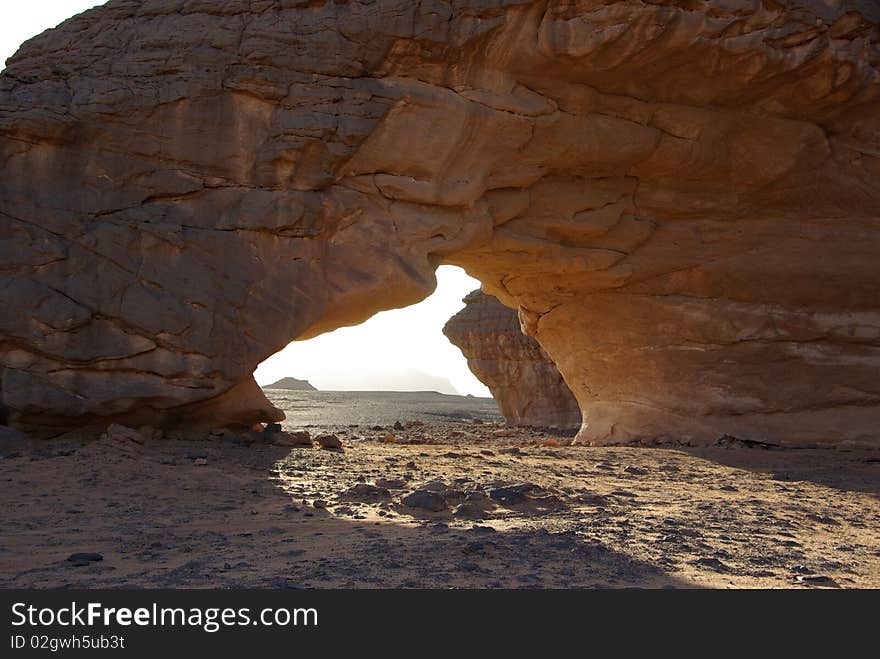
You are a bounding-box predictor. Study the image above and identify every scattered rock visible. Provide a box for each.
[624,465,647,475]
[194,458,208,466]
[380,433,396,443]
[312,500,328,509]
[316,434,342,450]
[393,421,404,430]
[493,429,515,438]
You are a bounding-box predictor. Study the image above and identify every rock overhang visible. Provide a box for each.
[0,0,878,444]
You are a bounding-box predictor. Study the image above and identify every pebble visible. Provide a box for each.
[194,458,208,466]
[624,465,647,475]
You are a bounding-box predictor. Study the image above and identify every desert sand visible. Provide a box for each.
[1,422,877,589]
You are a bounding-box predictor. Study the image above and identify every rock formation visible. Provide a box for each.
[263,377,317,392]
[444,290,580,429]
[1,1,879,445]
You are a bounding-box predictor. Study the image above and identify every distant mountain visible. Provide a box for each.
[263,377,317,391]
[311,369,459,395]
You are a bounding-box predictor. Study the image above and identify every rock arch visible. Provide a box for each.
[1,0,879,445]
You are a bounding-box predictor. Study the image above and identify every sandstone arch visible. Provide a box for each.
[1,0,879,445]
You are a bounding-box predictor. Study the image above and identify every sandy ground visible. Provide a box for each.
[1,421,878,589]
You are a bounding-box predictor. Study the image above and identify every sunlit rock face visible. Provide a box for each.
[444,290,581,430]
[1,1,879,444]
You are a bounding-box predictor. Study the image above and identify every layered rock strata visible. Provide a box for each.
[444,291,580,429]
[1,1,879,444]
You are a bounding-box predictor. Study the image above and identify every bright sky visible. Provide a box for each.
[1,2,108,65]
[255,266,490,396]
[1,4,492,397]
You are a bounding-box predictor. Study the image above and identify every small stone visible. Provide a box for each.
[401,490,447,512]
[194,457,208,466]
[393,421,404,430]
[272,430,312,447]
[493,429,514,437]
[316,434,342,450]
[67,552,103,564]
[380,433,397,443]
[313,500,328,509]
[624,465,647,475]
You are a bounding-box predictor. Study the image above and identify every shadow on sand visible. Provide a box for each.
[677,446,880,499]
[0,442,696,589]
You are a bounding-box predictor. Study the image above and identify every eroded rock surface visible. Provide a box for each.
[1,1,879,444]
[444,290,580,429]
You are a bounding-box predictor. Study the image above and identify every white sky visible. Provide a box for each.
[255,266,490,396]
[1,2,108,65]
[1,4,493,397]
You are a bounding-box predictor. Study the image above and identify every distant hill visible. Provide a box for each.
[306,369,459,395]
[263,377,317,391]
